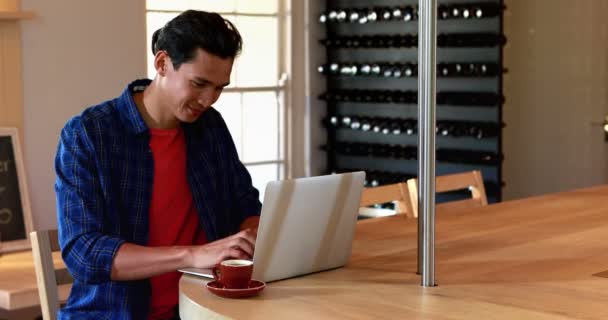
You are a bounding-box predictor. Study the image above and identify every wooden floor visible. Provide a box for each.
[180,185,608,319]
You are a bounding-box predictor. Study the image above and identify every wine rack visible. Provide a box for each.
[319,0,505,203]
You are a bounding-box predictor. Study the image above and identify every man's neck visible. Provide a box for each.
[134,81,179,129]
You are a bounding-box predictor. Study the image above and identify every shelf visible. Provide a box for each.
[0,11,35,20]
[321,0,505,202]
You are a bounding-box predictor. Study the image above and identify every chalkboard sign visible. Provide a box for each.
[0,128,32,253]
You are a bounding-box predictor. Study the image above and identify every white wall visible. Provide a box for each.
[502,0,608,200]
[21,0,147,230]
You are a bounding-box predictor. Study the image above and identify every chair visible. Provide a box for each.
[359,182,415,218]
[407,170,488,218]
[30,230,72,320]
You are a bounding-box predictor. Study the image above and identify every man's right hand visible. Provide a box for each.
[188,228,257,268]
[110,229,257,281]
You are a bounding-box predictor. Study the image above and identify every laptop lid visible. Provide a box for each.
[179,172,366,282]
[252,171,365,282]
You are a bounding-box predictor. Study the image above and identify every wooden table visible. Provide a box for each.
[179,185,608,319]
[0,250,68,316]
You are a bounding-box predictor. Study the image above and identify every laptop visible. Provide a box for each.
[179,171,366,282]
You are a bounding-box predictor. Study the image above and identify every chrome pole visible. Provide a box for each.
[418,0,437,287]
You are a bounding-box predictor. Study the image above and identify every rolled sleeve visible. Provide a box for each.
[55,117,124,284]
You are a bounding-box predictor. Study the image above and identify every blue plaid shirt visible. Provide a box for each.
[54,79,262,319]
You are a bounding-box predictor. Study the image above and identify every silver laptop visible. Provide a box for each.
[179,171,365,282]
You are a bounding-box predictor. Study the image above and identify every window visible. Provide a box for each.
[145,1,288,201]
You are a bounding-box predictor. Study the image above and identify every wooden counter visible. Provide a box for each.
[180,185,608,319]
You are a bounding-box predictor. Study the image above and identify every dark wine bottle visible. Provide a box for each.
[349,116,362,130]
[402,6,415,21]
[366,8,379,23]
[472,3,503,19]
[348,10,361,23]
[361,117,375,132]
[380,7,392,21]
[319,13,328,23]
[389,122,402,135]
[336,9,347,22]
[451,5,461,18]
[438,4,450,19]
[328,115,340,127]
[392,7,403,20]
[381,64,395,78]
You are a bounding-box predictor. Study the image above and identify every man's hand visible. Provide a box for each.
[110,220,260,281]
[188,228,257,268]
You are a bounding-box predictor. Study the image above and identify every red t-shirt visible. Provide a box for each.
[147,127,207,320]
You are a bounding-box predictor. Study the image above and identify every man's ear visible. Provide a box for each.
[154,50,171,76]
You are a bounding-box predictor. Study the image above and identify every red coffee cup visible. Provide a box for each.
[212,259,254,289]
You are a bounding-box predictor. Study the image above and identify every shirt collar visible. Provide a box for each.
[117,79,152,135]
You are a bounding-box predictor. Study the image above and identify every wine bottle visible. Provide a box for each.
[348,10,360,23]
[340,115,352,128]
[392,7,403,20]
[391,64,403,78]
[437,91,502,106]
[437,33,506,47]
[372,119,388,133]
[389,122,402,135]
[339,63,355,76]
[366,8,379,23]
[451,6,461,18]
[370,63,382,76]
[381,64,395,78]
[361,117,376,132]
[438,4,450,19]
[403,63,417,77]
[336,9,347,22]
[327,10,338,22]
[349,116,362,130]
[397,34,416,48]
[436,149,502,165]
[319,13,328,23]
[380,7,392,21]
[438,63,448,77]
[402,6,415,21]
[472,3,503,19]
[328,115,340,127]
[360,63,372,75]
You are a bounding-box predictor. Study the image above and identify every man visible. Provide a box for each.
[55,10,260,319]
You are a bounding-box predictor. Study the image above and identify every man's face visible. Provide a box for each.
[161,48,233,123]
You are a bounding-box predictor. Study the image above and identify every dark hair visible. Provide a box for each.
[151,10,242,70]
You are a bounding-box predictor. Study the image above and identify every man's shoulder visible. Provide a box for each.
[62,99,122,135]
[195,107,227,129]
[80,99,121,126]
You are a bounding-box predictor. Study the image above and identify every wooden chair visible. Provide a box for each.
[407,170,488,218]
[30,230,72,320]
[359,182,415,218]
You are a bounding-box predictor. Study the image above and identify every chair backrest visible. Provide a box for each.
[407,170,488,218]
[359,182,415,218]
[30,229,73,320]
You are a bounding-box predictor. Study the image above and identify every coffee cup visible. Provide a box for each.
[212,259,254,289]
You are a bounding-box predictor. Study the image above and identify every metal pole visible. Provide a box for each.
[418,0,437,287]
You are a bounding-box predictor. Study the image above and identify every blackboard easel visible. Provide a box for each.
[0,127,32,253]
